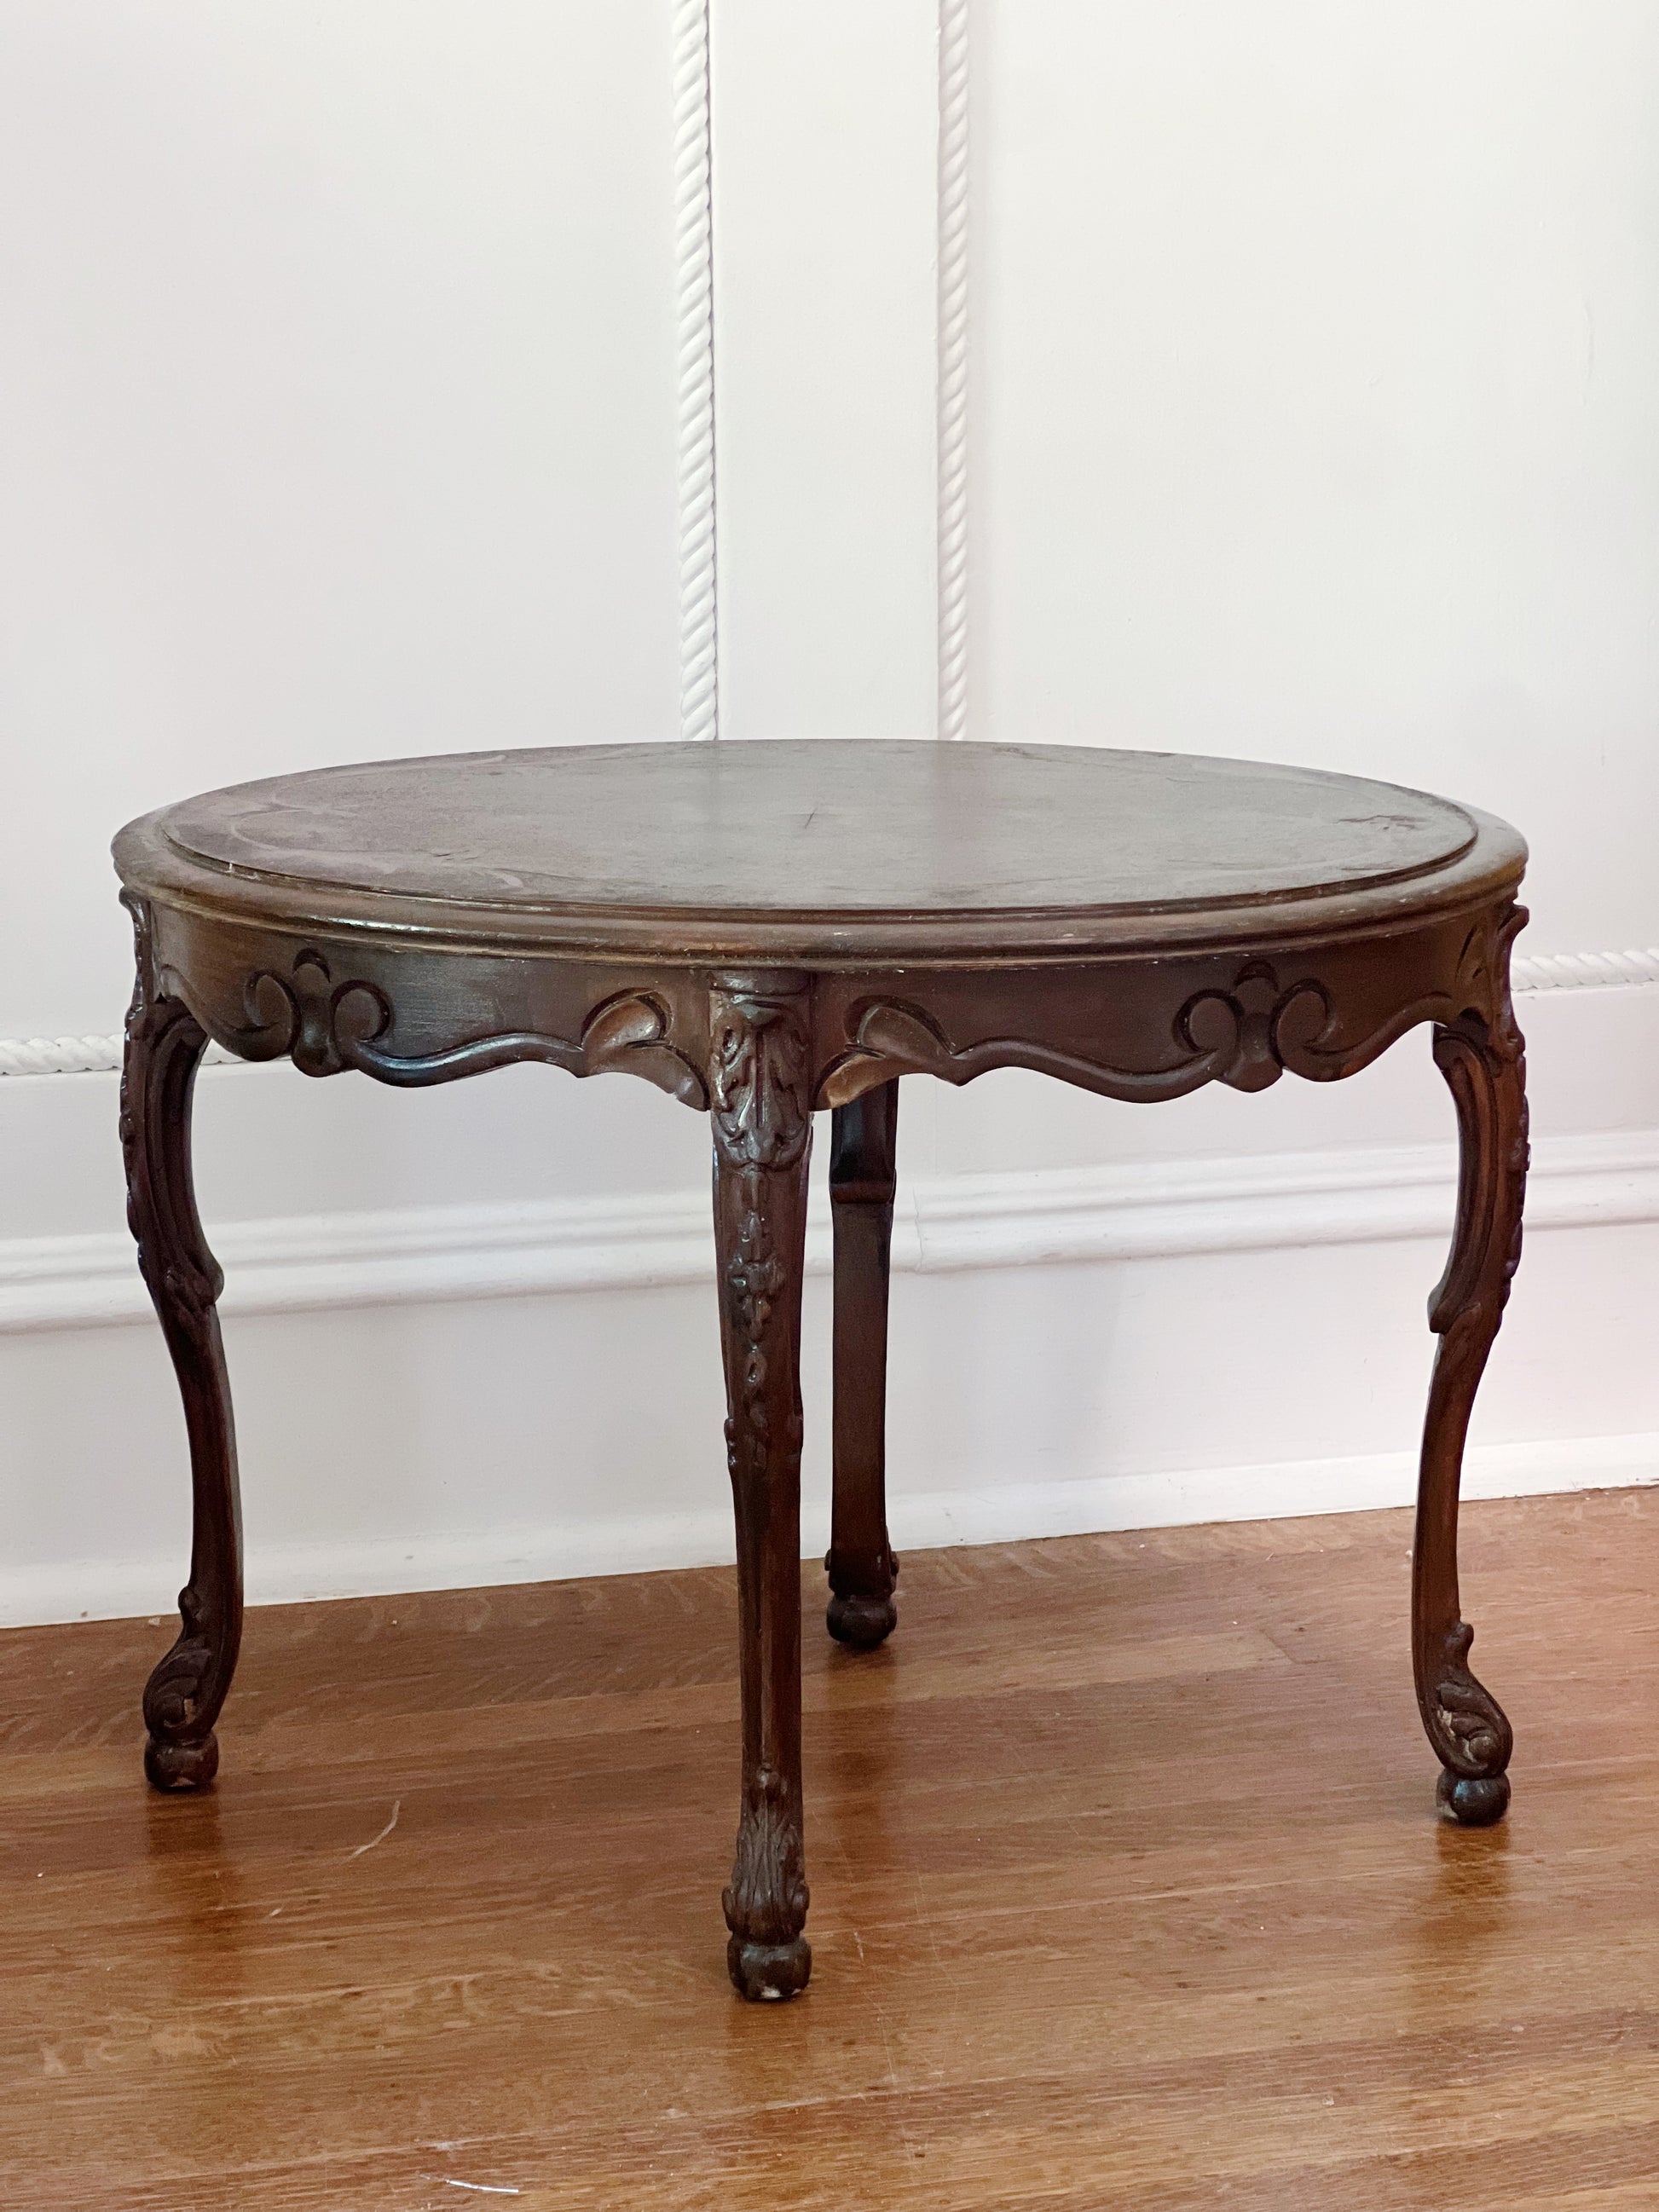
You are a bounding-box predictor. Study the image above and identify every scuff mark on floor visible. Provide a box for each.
[346,1799,401,1859]
[418,2179,522,2198]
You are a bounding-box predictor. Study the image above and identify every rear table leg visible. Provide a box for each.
[826,1081,900,1649]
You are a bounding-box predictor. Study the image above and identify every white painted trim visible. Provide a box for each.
[0,1035,231,1078]
[674,0,719,742]
[935,0,971,741]
[6,1127,1658,1335]
[893,1431,1659,1546]
[15,1428,1659,1630]
[1513,948,1659,992]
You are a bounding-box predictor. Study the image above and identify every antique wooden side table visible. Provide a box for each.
[113,739,1529,2001]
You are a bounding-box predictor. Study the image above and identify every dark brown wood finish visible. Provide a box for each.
[827,1079,901,1649]
[113,738,1531,1997]
[1417,906,1529,1825]
[118,891,244,1793]
[709,974,815,2001]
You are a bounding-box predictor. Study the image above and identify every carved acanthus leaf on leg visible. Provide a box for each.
[711,977,814,1998]
[722,1773,810,1951]
[712,982,812,1169]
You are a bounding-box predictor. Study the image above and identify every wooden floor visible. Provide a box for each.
[3,1490,1659,2207]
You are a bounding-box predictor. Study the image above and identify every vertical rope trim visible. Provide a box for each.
[675,0,719,742]
[936,0,971,741]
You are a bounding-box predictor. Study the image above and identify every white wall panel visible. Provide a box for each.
[714,0,937,740]
[0,0,680,1037]
[978,0,1659,950]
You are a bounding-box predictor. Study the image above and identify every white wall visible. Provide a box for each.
[978,2,1659,953]
[2,2,1658,1626]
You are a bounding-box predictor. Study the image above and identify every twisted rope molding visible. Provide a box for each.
[4,20,723,1089]
[0,1037,234,1078]
[936,0,971,742]
[675,0,719,743]
[1512,949,1659,992]
[3,949,1654,1079]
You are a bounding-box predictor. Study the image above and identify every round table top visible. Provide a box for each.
[115,740,1525,965]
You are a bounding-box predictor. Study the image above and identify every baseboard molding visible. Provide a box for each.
[14,1429,1659,1630]
[5,1127,1659,1335]
[9,1129,1659,1631]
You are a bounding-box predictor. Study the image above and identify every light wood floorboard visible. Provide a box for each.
[1,1488,1656,2207]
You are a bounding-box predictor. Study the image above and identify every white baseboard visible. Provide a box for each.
[7,1127,1659,1630]
[16,1428,1659,1629]
[6,1127,1659,1334]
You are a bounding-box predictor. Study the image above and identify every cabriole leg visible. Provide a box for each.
[1414,916,1528,1827]
[710,976,813,2000]
[121,895,244,1791]
[826,1079,900,1649]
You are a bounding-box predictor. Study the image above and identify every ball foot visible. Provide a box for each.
[1436,1768,1510,1827]
[727,1934,811,2002]
[826,1591,898,1650]
[145,1731,219,1792]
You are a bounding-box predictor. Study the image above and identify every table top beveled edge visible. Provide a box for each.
[113,806,1527,973]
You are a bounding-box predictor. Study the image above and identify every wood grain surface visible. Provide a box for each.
[157,742,1476,916]
[2,1489,1649,2209]
[115,739,1523,963]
